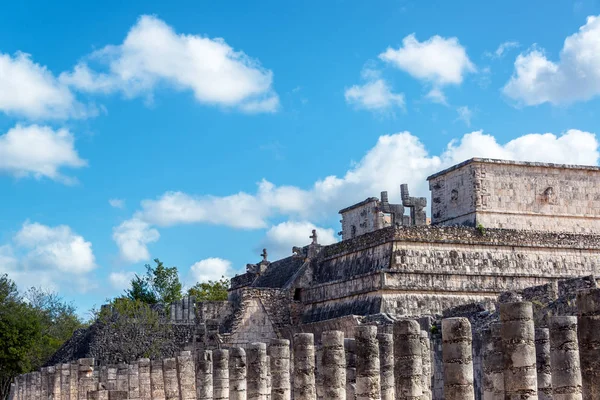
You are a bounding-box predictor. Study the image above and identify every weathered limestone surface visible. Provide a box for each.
[576,288,600,400]
[177,351,196,400]
[549,316,582,400]
[442,318,474,400]
[344,338,357,400]
[355,326,379,400]
[293,334,316,400]
[137,359,151,400]
[420,330,431,400]
[534,328,552,400]
[500,302,538,400]
[229,348,247,400]
[377,333,394,400]
[162,358,179,400]
[213,350,230,400]
[247,343,268,400]
[394,320,423,400]
[150,360,165,400]
[269,339,290,400]
[196,351,213,400]
[128,361,139,400]
[320,331,345,400]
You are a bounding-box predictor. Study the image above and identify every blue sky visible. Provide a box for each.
[1,0,600,315]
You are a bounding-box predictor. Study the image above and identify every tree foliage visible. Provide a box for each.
[187,276,230,301]
[0,275,84,400]
[125,258,183,305]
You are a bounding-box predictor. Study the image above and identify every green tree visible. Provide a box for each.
[23,288,86,370]
[125,259,182,305]
[0,275,41,400]
[187,276,230,301]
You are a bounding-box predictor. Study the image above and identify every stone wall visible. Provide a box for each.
[428,157,600,233]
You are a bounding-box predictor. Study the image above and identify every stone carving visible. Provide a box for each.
[261,248,268,263]
[401,184,427,226]
[292,246,307,259]
[310,230,318,245]
[379,191,405,227]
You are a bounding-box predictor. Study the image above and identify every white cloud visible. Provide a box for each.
[503,15,600,105]
[0,124,86,183]
[379,33,476,86]
[485,41,520,59]
[188,258,232,284]
[112,218,160,263]
[0,52,92,119]
[109,271,136,291]
[345,79,405,112]
[109,198,125,209]
[456,106,473,127]
[0,222,97,293]
[14,222,96,274]
[115,129,598,261]
[425,88,448,105]
[60,15,279,112]
[261,221,338,259]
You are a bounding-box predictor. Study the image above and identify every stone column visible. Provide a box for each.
[499,302,538,400]
[196,350,213,400]
[394,320,423,400]
[40,368,48,400]
[266,355,271,400]
[107,367,117,391]
[138,359,151,400]
[247,343,268,400]
[293,333,317,400]
[177,351,197,400]
[355,326,379,400]
[150,360,165,400]
[60,363,71,400]
[535,328,552,400]
[163,358,180,400]
[441,318,474,400]
[420,331,432,400]
[78,359,96,400]
[8,382,16,400]
[128,362,140,400]
[116,364,128,393]
[32,372,41,400]
[70,362,79,400]
[377,333,394,400]
[320,331,346,400]
[47,364,62,399]
[214,349,230,400]
[576,288,600,399]
[229,347,247,400]
[549,316,583,400]
[270,339,291,400]
[345,338,357,400]
[482,323,504,400]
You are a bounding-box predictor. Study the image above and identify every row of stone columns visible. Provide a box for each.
[12,289,600,400]
[478,291,600,400]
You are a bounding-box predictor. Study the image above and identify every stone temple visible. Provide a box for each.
[18,157,600,400]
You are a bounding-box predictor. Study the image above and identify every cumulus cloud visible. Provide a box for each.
[425,88,448,105]
[260,221,338,259]
[0,124,87,183]
[503,15,600,105]
[60,15,279,112]
[108,271,136,291]
[188,258,232,285]
[345,79,405,112]
[112,218,160,263]
[379,34,476,86]
[0,52,92,120]
[0,222,96,292]
[114,129,598,261]
[109,198,125,209]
